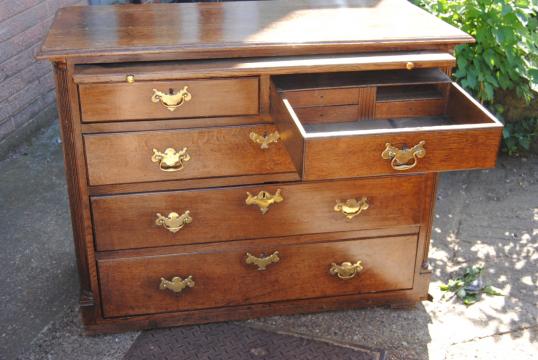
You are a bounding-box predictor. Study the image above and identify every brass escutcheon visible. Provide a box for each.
[245,189,283,214]
[151,86,192,111]
[330,261,364,280]
[245,251,280,270]
[334,197,369,220]
[159,275,195,293]
[249,131,280,149]
[151,147,190,172]
[155,211,192,233]
[381,141,426,171]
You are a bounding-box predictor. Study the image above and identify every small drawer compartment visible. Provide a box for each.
[98,234,418,317]
[78,77,259,122]
[83,124,295,186]
[271,70,503,180]
[91,175,425,251]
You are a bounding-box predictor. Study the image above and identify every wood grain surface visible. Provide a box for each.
[98,234,418,317]
[274,83,502,179]
[84,124,295,186]
[38,0,473,62]
[91,175,425,251]
[79,77,259,122]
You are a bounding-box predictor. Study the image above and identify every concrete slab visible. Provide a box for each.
[0,123,79,359]
[17,306,138,360]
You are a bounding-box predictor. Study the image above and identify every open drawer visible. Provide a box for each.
[271,70,503,180]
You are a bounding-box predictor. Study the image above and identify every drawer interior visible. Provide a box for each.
[270,68,503,179]
[272,68,499,136]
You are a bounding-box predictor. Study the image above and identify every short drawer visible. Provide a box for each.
[84,125,294,186]
[91,175,424,251]
[79,77,259,122]
[272,72,503,180]
[98,234,418,317]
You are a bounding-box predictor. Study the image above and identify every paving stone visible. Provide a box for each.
[17,306,139,360]
[444,326,538,360]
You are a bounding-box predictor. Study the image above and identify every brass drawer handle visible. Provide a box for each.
[330,261,363,280]
[245,189,283,214]
[249,131,280,149]
[151,86,192,111]
[245,251,280,270]
[151,147,190,172]
[381,141,426,171]
[334,197,369,220]
[155,211,192,233]
[159,275,195,293]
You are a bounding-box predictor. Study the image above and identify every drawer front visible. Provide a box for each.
[84,125,294,186]
[92,176,424,251]
[98,234,418,317]
[79,77,259,122]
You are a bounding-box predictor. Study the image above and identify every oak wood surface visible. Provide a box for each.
[72,52,457,82]
[374,99,446,119]
[38,0,495,334]
[91,175,425,251]
[88,172,300,196]
[84,124,295,186]
[98,234,418,317]
[274,83,503,179]
[80,114,271,134]
[79,77,259,122]
[38,0,473,62]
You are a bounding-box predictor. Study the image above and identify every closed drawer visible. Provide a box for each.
[84,125,294,186]
[79,77,259,122]
[98,234,418,317]
[91,175,424,251]
[272,73,503,180]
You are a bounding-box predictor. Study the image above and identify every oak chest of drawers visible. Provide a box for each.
[39,0,502,334]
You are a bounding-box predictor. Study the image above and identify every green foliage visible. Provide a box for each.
[413,0,538,104]
[414,0,538,154]
[440,266,503,305]
[502,117,538,155]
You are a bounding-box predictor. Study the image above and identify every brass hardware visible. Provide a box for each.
[245,189,283,214]
[249,131,280,149]
[381,141,426,171]
[151,147,191,172]
[330,261,363,280]
[159,276,195,293]
[151,86,192,111]
[406,61,415,70]
[334,197,369,220]
[245,251,280,270]
[126,74,135,83]
[155,211,192,233]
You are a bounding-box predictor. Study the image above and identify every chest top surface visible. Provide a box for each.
[39,0,473,62]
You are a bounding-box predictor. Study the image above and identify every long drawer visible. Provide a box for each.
[84,124,294,186]
[91,175,425,251]
[79,77,259,122]
[98,234,418,318]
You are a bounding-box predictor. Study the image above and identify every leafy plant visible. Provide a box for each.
[413,0,538,104]
[440,266,503,305]
[503,117,538,155]
[414,1,538,154]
